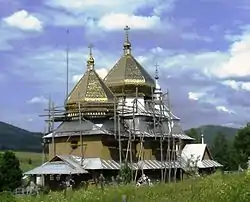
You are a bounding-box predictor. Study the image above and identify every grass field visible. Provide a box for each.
[15,151,43,172]
[0,151,43,172]
[14,172,250,202]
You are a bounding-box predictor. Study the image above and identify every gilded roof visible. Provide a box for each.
[67,69,114,104]
[104,54,155,87]
[104,26,155,88]
[67,45,114,104]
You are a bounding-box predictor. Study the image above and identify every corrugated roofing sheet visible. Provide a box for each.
[132,160,181,170]
[72,156,120,170]
[24,153,222,176]
[198,160,223,168]
[24,161,88,175]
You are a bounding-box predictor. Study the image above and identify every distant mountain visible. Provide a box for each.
[0,121,239,153]
[185,125,239,145]
[0,121,42,152]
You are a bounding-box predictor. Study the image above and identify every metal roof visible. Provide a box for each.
[181,144,207,161]
[44,119,128,139]
[181,144,223,169]
[72,156,121,170]
[132,160,181,170]
[24,161,88,175]
[198,160,223,168]
[24,152,222,176]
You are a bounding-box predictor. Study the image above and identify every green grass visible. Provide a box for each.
[16,173,250,202]
[0,151,43,172]
[15,151,43,172]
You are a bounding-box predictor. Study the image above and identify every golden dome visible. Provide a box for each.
[104,26,155,97]
[66,45,115,113]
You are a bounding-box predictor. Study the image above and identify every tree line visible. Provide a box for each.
[186,123,250,171]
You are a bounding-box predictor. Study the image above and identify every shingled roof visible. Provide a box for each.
[104,54,155,88]
[66,46,114,105]
[104,26,155,89]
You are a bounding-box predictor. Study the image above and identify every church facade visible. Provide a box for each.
[25,26,222,187]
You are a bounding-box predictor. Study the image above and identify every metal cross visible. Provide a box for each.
[88,44,93,56]
[124,25,130,42]
[155,63,159,79]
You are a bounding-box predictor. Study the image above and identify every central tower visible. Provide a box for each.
[104,26,155,99]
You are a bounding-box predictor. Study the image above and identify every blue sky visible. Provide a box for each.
[1,0,250,131]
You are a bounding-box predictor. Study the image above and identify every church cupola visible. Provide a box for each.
[65,44,115,117]
[104,26,155,98]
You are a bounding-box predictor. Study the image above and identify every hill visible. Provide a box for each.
[0,121,42,152]
[0,121,239,152]
[185,125,239,145]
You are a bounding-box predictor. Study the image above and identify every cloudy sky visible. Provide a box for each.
[0,0,250,131]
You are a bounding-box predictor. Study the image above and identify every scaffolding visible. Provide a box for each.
[112,83,180,183]
[40,83,180,183]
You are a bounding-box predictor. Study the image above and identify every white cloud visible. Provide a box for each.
[13,46,117,89]
[27,117,33,122]
[45,0,167,16]
[181,32,212,42]
[216,106,235,114]
[98,13,161,30]
[210,29,250,78]
[222,80,250,91]
[129,27,250,80]
[96,68,108,79]
[28,96,48,104]
[3,10,43,31]
[44,0,173,31]
[72,74,81,83]
[188,92,205,101]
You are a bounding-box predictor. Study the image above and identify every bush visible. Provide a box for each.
[0,191,16,202]
[118,162,132,184]
[28,159,32,165]
[0,151,23,191]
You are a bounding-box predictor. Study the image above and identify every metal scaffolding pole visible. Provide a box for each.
[159,98,164,182]
[118,114,122,166]
[78,101,84,166]
[42,125,47,164]
[51,101,56,157]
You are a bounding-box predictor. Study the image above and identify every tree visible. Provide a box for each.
[211,132,237,170]
[186,128,200,143]
[0,151,23,191]
[234,123,250,169]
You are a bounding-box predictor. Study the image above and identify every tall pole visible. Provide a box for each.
[159,98,164,182]
[65,29,69,104]
[42,125,46,164]
[48,96,52,133]
[51,101,55,157]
